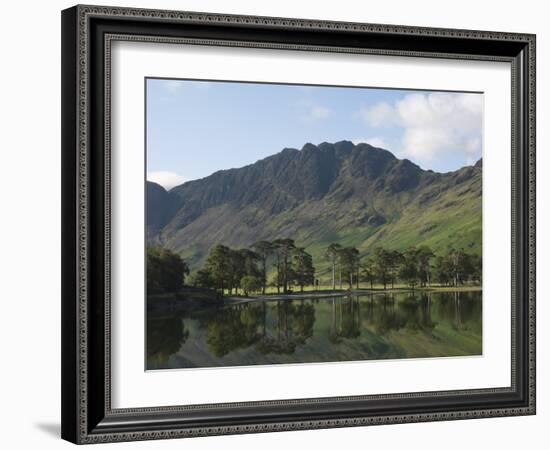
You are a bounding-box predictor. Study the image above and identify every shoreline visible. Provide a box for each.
[224,285,482,304]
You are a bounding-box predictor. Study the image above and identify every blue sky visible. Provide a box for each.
[146,78,483,190]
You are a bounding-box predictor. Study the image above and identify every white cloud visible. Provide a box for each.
[296,99,331,123]
[360,92,483,167]
[309,105,330,120]
[466,136,481,154]
[147,171,186,190]
[352,137,389,149]
[359,102,397,127]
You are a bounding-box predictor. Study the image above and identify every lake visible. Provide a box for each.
[146,290,482,370]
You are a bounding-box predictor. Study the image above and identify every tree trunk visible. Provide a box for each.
[262,258,266,294]
[332,261,336,291]
[276,254,281,294]
[283,256,288,293]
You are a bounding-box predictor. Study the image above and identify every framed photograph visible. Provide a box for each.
[61,4,536,444]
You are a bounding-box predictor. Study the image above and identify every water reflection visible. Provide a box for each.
[147,316,189,364]
[203,300,317,357]
[147,291,482,369]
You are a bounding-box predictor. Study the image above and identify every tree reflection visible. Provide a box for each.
[292,301,316,344]
[203,299,316,357]
[370,294,401,335]
[146,290,482,367]
[362,293,437,335]
[329,296,361,342]
[147,316,189,365]
[206,305,261,357]
[431,291,481,332]
[329,298,342,344]
[399,294,436,333]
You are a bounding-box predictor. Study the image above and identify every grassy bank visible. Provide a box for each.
[222,284,481,303]
[242,283,481,296]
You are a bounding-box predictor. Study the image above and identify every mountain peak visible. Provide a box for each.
[303,140,398,160]
[300,142,318,153]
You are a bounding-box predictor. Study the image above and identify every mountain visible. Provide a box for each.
[147,141,482,271]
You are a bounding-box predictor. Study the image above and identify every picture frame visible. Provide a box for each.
[61,4,536,444]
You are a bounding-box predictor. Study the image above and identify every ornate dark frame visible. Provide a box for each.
[61,4,536,444]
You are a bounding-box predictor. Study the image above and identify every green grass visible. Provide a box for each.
[226,283,481,297]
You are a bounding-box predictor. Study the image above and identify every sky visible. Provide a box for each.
[146,78,483,190]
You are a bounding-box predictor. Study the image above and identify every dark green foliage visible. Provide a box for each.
[398,248,421,291]
[387,250,404,289]
[191,268,214,288]
[238,248,262,280]
[417,246,435,287]
[240,276,262,296]
[434,255,453,286]
[471,253,482,284]
[433,248,481,286]
[373,248,393,290]
[291,248,315,292]
[251,240,273,294]
[272,239,296,293]
[147,247,189,293]
[199,245,264,295]
[151,240,479,295]
[204,244,233,293]
[338,247,360,288]
[188,240,316,295]
[360,257,377,289]
[187,239,480,294]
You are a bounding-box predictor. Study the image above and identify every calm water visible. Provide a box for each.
[146,291,482,370]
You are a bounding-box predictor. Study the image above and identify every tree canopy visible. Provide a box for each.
[149,239,481,298]
[147,247,189,293]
